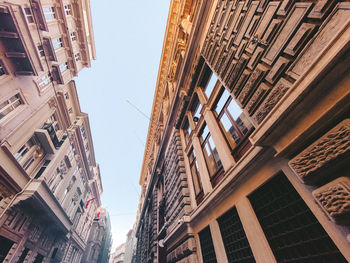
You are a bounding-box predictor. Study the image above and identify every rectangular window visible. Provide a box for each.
[52,38,63,50]
[64,4,72,16]
[198,226,217,263]
[0,94,23,120]
[80,126,86,139]
[70,32,77,41]
[42,7,56,21]
[199,123,222,185]
[0,60,7,76]
[23,7,34,24]
[217,207,255,262]
[59,62,68,73]
[183,118,191,145]
[204,72,218,99]
[214,87,253,160]
[37,45,45,57]
[188,148,203,204]
[37,74,52,89]
[65,92,69,99]
[249,173,347,262]
[190,95,202,122]
[74,53,80,61]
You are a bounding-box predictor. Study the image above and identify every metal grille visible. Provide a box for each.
[218,207,255,263]
[249,173,347,263]
[199,226,217,263]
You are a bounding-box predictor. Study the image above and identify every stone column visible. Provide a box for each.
[236,197,276,263]
[209,220,229,263]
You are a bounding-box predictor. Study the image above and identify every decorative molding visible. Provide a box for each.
[313,176,350,224]
[289,119,350,185]
[253,78,291,124]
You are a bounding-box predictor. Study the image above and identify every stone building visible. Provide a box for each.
[135,0,350,262]
[0,0,105,262]
[109,243,125,263]
[81,209,112,263]
[123,225,137,263]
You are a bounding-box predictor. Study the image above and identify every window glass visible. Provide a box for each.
[24,8,34,23]
[52,38,63,50]
[204,72,218,99]
[43,7,56,20]
[0,94,23,120]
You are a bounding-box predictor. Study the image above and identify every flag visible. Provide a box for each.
[85,197,96,209]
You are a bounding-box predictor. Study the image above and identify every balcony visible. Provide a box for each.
[29,0,49,31]
[43,37,58,61]
[0,6,36,76]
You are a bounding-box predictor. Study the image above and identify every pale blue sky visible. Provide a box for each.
[75,0,170,248]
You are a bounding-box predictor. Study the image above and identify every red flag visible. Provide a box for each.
[85,197,96,209]
[96,212,100,218]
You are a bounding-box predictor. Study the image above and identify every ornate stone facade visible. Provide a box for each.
[135,0,350,262]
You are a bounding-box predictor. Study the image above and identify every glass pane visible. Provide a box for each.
[209,136,222,167]
[201,125,210,142]
[220,112,232,131]
[227,99,242,120]
[205,73,218,99]
[215,89,230,114]
[194,103,202,119]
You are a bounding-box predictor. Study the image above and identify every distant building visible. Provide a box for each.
[97,211,113,263]
[109,243,125,263]
[0,0,107,262]
[134,0,350,262]
[123,224,137,263]
[82,208,112,263]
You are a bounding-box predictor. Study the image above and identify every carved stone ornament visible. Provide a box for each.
[289,119,350,185]
[313,176,350,225]
[253,78,291,124]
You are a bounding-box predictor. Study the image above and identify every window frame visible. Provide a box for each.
[23,7,35,24]
[0,60,8,77]
[188,148,204,204]
[52,37,63,50]
[199,123,224,187]
[64,4,72,16]
[42,6,56,21]
[213,87,254,161]
[0,93,24,122]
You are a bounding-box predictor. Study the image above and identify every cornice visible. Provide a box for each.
[139,0,184,185]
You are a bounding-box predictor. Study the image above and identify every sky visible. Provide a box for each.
[75,0,171,249]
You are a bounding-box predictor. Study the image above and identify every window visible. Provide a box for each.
[68,108,73,114]
[37,74,52,89]
[0,94,23,120]
[42,7,56,20]
[199,123,222,184]
[52,38,63,50]
[59,62,68,73]
[214,87,253,160]
[70,32,77,41]
[249,173,347,263]
[13,136,40,171]
[80,126,86,139]
[64,4,72,16]
[0,60,6,76]
[190,95,202,122]
[198,226,217,263]
[37,45,45,57]
[204,72,218,99]
[74,53,80,61]
[188,148,203,204]
[183,118,191,145]
[65,92,69,99]
[23,7,34,24]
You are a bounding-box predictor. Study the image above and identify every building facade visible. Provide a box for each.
[123,224,137,263]
[0,0,105,262]
[135,0,350,262]
[109,243,125,263]
[81,209,112,263]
